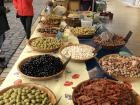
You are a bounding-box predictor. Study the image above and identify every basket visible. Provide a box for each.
[17,55,65,80]
[28,37,63,53]
[101,44,125,50]
[99,54,140,82]
[72,78,140,105]
[75,33,95,39]
[39,20,61,27]
[0,83,57,104]
[39,32,56,37]
[65,18,81,28]
[93,35,126,50]
[60,44,96,62]
[70,27,96,39]
[37,27,60,37]
[44,14,62,26]
[81,19,93,28]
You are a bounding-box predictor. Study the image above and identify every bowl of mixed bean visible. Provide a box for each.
[99,54,140,82]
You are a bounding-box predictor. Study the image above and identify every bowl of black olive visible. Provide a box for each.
[18,54,65,80]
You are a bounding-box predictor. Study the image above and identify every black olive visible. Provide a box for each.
[21,54,64,77]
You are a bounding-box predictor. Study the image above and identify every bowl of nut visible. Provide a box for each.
[28,37,63,53]
[65,13,81,27]
[72,78,140,105]
[0,83,57,105]
[18,54,65,80]
[70,27,96,38]
[37,27,60,37]
[40,14,62,26]
[93,32,126,50]
[60,44,96,62]
[99,54,140,82]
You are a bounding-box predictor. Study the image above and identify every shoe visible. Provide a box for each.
[0,56,5,62]
[0,63,6,69]
[108,12,113,20]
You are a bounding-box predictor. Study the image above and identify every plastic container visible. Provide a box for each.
[81,19,93,27]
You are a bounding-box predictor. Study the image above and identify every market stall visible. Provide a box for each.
[0,5,140,105]
[0,17,90,104]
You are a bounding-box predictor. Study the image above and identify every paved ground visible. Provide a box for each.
[0,0,46,73]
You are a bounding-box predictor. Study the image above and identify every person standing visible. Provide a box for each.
[81,0,93,11]
[0,0,10,64]
[13,0,34,41]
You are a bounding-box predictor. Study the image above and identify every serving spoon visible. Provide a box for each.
[63,56,71,69]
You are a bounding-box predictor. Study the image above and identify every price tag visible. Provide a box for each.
[56,31,63,39]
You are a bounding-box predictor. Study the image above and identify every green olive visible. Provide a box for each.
[0,87,52,105]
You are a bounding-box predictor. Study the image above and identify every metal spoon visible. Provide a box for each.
[63,56,71,69]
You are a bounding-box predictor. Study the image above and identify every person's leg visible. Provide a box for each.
[0,33,5,62]
[25,16,33,39]
[20,16,27,34]
[82,2,91,11]
[0,33,5,49]
[0,35,3,51]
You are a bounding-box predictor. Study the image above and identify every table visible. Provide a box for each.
[0,21,89,105]
[1,13,140,105]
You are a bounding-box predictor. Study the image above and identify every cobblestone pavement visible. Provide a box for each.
[0,0,46,73]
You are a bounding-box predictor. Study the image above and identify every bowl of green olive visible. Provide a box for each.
[0,83,57,105]
[28,37,63,53]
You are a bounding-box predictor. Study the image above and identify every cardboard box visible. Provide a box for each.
[68,0,80,11]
